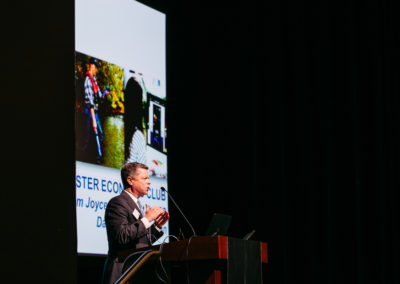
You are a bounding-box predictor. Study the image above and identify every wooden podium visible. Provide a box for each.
[116,236,268,284]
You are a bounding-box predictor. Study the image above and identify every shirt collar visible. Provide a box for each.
[124,189,139,205]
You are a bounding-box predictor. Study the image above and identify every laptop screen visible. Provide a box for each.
[205,213,232,236]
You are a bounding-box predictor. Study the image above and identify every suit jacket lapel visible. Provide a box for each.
[122,190,143,219]
[122,191,151,244]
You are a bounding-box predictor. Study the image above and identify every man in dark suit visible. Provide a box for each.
[102,162,169,284]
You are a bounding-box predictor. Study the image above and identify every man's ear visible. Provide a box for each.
[127,177,134,187]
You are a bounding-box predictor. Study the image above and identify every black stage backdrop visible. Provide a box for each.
[1,0,76,283]
[2,0,399,283]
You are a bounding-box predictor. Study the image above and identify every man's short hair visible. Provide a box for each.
[121,162,148,189]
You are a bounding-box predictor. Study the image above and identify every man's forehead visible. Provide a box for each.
[135,168,149,176]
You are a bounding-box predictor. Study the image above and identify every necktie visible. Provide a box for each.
[137,199,145,217]
[137,199,152,244]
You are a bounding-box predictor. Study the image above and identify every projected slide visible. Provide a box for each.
[75,0,167,255]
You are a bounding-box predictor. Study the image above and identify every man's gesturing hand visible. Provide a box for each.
[144,205,164,222]
[155,211,170,228]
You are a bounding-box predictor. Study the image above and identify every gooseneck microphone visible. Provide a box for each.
[161,187,197,237]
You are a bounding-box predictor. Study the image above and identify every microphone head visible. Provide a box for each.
[160,186,166,191]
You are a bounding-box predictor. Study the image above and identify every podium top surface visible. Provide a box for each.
[117,236,268,264]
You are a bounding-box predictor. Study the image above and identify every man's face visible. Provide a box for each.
[129,168,151,198]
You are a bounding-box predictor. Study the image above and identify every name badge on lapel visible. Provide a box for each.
[132,209,140,220]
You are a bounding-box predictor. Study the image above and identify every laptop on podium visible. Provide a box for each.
[205,213,232,236]
[205,213,256,240]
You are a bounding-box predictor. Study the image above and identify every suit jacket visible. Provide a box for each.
[102,190,164,284]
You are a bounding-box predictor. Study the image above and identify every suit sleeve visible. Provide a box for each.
[150,224,164,243]
[105,197,148,246]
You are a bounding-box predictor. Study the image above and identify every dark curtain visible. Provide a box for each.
[165,0,400,283]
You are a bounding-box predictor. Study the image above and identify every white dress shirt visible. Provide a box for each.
[124,190,151,229]
[124,190,162,232]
